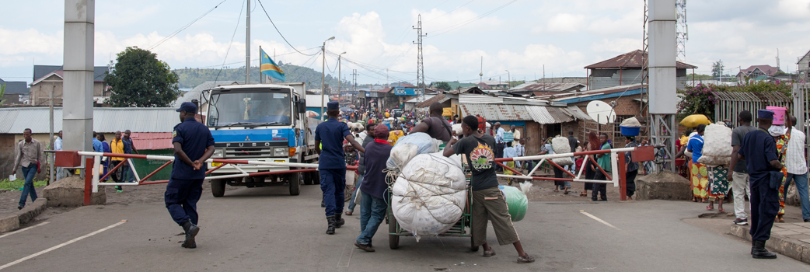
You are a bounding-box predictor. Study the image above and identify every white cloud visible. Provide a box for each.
[534,13,586,33]
[591,38,641,53]
[413,7,502,35]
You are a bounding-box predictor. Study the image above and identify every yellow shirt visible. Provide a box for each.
[385,112,390,118]
[110,139,125,161]
[388,131,403,146]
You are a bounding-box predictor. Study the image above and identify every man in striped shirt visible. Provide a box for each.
[784,115,810,222]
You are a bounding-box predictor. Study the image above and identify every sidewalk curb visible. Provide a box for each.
[730,224,810,264]
[0,198,48,233]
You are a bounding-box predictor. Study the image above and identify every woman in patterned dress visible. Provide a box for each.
[706,165,729,212]
[773,128,790,223]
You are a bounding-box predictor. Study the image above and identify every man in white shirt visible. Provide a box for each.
[55,130,65,180]
[784,116,810,222]
[515,138,525,168]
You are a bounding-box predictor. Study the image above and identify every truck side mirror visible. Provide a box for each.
[298,100,306,113]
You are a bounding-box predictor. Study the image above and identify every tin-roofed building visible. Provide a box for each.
[0,107,179,181]
[585,50,696,90]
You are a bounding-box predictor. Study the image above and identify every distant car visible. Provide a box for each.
[392,109,403,118]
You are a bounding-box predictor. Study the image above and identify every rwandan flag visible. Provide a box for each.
[260,48,285,82]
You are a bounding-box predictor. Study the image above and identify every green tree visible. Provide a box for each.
[106,47,181,107]
[711,60,724,78]
[434,82,451,91]
[0,84,6,104]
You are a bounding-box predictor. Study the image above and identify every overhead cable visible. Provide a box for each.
[215,0,247,83]
[256,0,319,56]
[148,0,228,50]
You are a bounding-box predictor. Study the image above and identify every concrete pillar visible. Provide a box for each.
[62,0,94,153]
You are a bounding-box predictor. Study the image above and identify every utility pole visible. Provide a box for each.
[479,56,483,84]
[505,70,510,90]
[338,52,346,99]
[414,14,427,95]
[245,0,250,84]
[321,36,335,118]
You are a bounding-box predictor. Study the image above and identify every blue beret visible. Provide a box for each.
[758,109,774,120]
[176,102,197,113]
[327,101,339,110]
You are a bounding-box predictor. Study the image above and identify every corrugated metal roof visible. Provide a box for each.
[404,95,435,104]
[459,94,503,104]
[584,50,697,69]
[416,93,447,108]
[129,132,174,150]
[564,106,593,121]
[524,106,575,124]
[509,82,585,92]
[0,107,177,134]
[459,104,530,121]
[502,97,548,105]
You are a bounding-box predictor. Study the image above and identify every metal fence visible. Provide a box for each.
[713,90,793,126]
[792,83,810,160]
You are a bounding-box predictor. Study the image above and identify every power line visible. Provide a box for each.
[215,0,247,83]
[148,0,228,50]
[256,0,319,56]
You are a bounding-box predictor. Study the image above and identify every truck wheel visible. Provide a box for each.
[388,204,399,249]
[303,171,315,185]
[211,179,226,197]
[289,172,301,196]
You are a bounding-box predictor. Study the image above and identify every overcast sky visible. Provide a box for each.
[2,0,809,85]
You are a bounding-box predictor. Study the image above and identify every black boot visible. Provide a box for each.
[326,215,336,235]
[181,219,200,249]
[335,213,345,228]
[751,240,776,259]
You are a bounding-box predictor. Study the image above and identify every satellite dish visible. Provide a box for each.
[586,100,616,125]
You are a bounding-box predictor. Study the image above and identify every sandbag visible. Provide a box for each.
[499,185,528,222]
[620,117,642,127]
[386,132,440,170]
[551,136,574,166]
[452,124,463,135]
[392,153,466,241]
[697,155,730,166]
[702,122,732,158]
[680,114,711,128]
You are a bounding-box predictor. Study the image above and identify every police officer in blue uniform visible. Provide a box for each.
[315,101,365,234]
[167,102,215,248]
[737,109,782,259]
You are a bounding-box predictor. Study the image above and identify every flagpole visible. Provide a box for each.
[259,46,263,84]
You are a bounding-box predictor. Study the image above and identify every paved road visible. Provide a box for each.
[0,184,807,271]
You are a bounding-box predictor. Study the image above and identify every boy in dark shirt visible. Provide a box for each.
[443,116,535,263]
[354,125,392,252]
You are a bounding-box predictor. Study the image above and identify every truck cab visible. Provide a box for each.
[203,83,320,197]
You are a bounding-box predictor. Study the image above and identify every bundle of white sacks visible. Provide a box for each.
[391,152,466,241]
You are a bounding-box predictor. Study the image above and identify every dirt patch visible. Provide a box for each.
[635,171,691,201]
[0,187,45,218]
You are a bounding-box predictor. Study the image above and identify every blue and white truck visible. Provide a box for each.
[202,83,320,197]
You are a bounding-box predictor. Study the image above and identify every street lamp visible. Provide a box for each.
[321,36,335,118]
[338,52,346,101]
[505,70,510,89]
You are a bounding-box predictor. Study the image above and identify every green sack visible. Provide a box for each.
[498,185,528,222]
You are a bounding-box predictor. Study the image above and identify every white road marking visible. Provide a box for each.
[0,222,50,239]
[0,220,126,271]
[580,210,620,230]
[336,243,354,268]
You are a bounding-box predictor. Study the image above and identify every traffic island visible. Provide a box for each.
[0,198,48,233]
[43,175,106,207]
[634,171,691,200]
[730,223,810,264]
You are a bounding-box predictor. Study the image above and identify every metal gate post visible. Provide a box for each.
[619,151,627,201]
[84,157,93,205]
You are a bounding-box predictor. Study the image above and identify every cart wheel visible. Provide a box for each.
[388,207,399,249]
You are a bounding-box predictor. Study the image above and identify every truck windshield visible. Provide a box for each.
[208,89,292,127]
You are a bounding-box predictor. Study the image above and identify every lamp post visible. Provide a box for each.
[337,52,346,102]
[321,36,335,119]
[505,70,510,90]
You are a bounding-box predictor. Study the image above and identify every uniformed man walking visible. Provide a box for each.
[315,101,365,234]
[166,102,215,249]
[737,109,782,259]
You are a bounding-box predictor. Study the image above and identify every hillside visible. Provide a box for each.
[174,63,349,89]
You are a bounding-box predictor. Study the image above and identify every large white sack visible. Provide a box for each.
[392,152,466,241]
[452,124,463,135]
[551,136,574,166]
[620,117,642,127]
[386,132,440,169]
[702,122,732,158]
[697,154,730,166]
